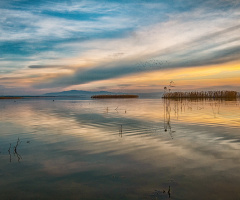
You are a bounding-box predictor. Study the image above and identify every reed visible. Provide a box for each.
[162,90,238,99]
[0,96,22,99]
[91,94,139,98]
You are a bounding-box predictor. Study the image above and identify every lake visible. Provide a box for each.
[0,98,240,200]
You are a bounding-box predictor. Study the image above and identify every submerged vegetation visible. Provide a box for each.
[162,90,239,99]
[91,94,139,98]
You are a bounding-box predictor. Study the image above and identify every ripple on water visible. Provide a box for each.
[1,98,240,200]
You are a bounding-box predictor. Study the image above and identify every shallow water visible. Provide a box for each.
[0,98,240,200]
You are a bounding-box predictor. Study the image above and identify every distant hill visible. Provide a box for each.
[43,90,115,97]
[43,90,163,98]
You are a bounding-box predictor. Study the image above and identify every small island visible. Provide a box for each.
[91,94,139,98]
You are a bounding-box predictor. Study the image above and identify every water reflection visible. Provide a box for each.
[163,99,175,139]
[0,98,240,199]
[8,143,11,162]
[119,124,123,137]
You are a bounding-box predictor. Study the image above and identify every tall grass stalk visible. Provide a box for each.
[162,91,238,99]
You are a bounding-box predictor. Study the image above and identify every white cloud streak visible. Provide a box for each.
[1,1,240,92]
[32,8,240,88]
[0,8,135,42]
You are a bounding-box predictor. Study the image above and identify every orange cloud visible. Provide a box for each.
[70,61,240,92]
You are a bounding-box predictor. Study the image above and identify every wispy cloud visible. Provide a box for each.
[0,0,240,93]
[32,8,240,88]
[28,65,68,69]
[0,9,134,42]
[40,1,120,13]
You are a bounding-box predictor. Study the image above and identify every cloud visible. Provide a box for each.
[199,84,240,91]
[0,7,135,42]
[33,10,240,88]
[39,1,120,13]
[28,65,66,69]
[1,0,240,93]
[118,84,132,87]
[34,45,240,89]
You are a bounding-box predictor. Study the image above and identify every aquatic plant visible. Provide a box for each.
[14,138,22,162]
[162,90,238,99]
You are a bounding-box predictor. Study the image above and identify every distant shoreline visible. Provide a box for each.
[0,96,57,99]
[0,95,140,99]
[91,94,139,99]
[0,97,23,99]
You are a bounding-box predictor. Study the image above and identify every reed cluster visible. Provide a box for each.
[162,91,238,99]
[91,94,139,98]
[0,96,22,99]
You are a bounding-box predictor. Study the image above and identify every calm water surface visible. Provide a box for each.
[0,98,240,200]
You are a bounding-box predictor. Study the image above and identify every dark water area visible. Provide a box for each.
[0,98,240,200]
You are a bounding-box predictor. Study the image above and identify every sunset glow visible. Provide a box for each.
[0,0,239,95]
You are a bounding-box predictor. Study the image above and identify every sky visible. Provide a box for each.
[0,0,240,95]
